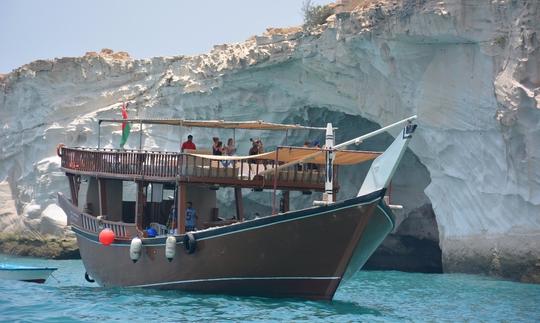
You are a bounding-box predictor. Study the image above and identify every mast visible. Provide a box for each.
[314,123,335,206]
[324,123,335,203]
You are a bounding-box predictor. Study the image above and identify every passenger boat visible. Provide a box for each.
[57,114,417,300]
[0,264,57,283]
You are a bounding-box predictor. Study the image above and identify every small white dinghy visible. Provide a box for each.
[0,264,58,284]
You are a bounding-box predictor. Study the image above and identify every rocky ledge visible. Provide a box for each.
[0,233,80,259]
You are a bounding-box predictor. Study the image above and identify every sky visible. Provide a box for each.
[0,0,330,73]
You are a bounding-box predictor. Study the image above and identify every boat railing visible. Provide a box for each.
[60,147,331,189]
[79,211,138,239]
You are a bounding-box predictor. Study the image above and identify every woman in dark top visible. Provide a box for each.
[213,141,223,155]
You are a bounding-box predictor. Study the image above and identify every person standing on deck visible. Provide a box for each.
[186,202,197,232]
[181,135,196,152]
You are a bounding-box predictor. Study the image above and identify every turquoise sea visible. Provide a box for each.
[1,254,539,322]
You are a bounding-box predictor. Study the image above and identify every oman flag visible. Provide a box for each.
[119,102,131,148]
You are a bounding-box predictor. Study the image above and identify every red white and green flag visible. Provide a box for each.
[119,102,131,148]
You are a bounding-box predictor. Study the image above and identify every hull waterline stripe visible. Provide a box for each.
[130,276,341,288]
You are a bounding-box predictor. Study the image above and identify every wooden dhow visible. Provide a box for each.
[57,114,417,300]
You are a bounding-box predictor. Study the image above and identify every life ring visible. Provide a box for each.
[84,272,95,283]
[183,232,197,254]
[56,143,65,157]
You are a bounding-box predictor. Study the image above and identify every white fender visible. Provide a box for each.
[129,237,142,263]
[165,235,176,262]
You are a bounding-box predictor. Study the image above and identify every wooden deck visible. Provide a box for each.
[60,147,338,192]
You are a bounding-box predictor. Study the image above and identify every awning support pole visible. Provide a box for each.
[139,120,143,150]
[97,120,102,149]
[234,187,244,221]
[177,183,186,234]
[272,147,280,215]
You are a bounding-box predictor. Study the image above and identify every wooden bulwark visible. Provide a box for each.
[79,212,137,239]
[60,147,336,192]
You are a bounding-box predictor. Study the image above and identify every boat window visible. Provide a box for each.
[163,188,175,201]
[122,181,137,202]
[149,183,163,202]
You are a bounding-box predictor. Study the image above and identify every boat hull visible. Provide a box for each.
[0,265,57,283]
[63,190,393,300]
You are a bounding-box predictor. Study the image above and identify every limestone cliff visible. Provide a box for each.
[0,0,539,282]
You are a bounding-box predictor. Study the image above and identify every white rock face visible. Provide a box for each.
[0,0,538,280]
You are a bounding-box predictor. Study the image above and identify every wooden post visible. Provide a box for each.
[135,181,145,229]
[67,174,79,207]
[282,190,290,212]
[235,187,244,221]
[272,147,279,215]
[333,165,338,202]
[177,183,186,234]
[98,178,107,216]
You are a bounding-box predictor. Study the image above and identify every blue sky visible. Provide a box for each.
[0,0,329,73]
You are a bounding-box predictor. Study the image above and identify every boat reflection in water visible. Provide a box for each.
[57,115,417,300]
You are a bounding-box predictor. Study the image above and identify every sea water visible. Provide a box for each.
[0,254,538,322]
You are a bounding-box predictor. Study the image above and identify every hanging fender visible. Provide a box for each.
[165,235,176,261]
[183,232,196,254]
[129,237,142,263]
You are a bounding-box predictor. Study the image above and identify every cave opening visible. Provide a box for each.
[284,107,443,273]
[218,106,442,273]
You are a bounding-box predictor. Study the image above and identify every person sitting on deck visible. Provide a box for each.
[213,141,224,156]
[248,138,266,170]
[186,202,197,232]
[223,138,236,156]
[212,137,220,155]
[181,135,196,152]
[248,139,260,164]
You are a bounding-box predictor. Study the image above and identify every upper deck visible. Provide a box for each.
[60,147,334,192]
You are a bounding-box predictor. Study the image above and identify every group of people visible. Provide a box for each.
[180,134,237,156]
[181,134,266,158]
[211,137,237,156]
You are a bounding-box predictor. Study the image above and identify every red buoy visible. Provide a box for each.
[99,228,115,246]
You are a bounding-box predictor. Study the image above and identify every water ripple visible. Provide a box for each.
[0,256,539,322]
